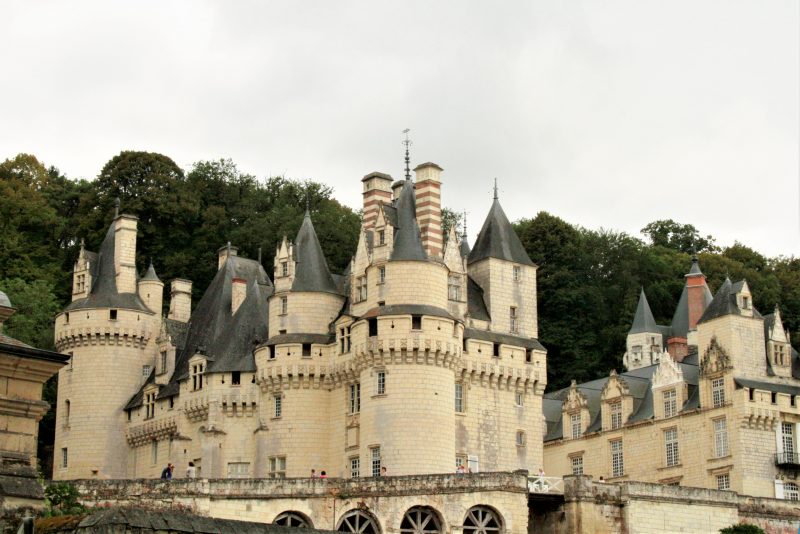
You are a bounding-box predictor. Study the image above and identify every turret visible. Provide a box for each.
[467,184,538,338]
[138,262,164,314]
[667,254,713,359]
[623,289,663,371]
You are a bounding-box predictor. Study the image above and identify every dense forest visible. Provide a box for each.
[2,151,799,468]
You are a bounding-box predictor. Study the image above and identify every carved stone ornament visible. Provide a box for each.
[700,336,732,377]
[563,380,589,412]
[652,353,684,390]
[601,369,631,401]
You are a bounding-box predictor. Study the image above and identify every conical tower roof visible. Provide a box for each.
[459,235,471,257]
[390,180,427,261]
[141,262,161,282]
[629,288,659,334]
[291,210,338,293]
[468,198,533,266]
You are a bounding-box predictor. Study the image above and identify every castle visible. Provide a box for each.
[53,162,547,481]
[543,255,800,501]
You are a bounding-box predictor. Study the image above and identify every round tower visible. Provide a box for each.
[53,213,158,479]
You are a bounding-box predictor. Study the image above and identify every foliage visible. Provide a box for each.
[719,523,765,534]
[43,482,87,516]
[641,219,718,254]
[0,278,61,350]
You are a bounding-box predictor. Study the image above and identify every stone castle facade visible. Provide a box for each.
[543,255,800,502]
[53,162,547,482]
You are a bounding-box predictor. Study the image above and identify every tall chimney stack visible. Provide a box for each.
[168,279,192,323]
[414,163,444,257]
[362,172,393,230]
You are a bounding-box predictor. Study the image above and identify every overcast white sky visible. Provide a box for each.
[1,1,798,257]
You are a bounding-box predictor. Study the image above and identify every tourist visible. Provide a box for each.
[320,471,327,479]
[186,462,196,479]
[160,463,174,480]
[381,466,388,477]
[311,469,319,478]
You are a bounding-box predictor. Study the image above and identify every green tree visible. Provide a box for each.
[641,219,717,254]
[0,278,61,350]
[719,523,764,534]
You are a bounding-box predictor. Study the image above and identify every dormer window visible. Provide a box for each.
[742,296,749,309]
[191,362,205,391]
[145,391,156,419]
[355,276,367,303]
[610,400,622,429]
[448,275,461,301]
[378,230,385,246]
[281,262,288,277]
[570,412,582,439]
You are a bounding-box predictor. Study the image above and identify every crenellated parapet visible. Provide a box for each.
[184,396,210,422]
[126,416,177,447]
[458,356,543,394]
[257,365,330,393]
[220,392,258,417]
[55,326,153,352]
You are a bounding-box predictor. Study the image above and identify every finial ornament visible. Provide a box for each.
[462,210,468,239]
[402,128,412,181]
[258,247,262,264]
[493,178,498,200]
[114,197,121,217]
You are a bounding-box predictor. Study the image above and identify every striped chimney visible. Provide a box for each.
[414,162,443,257]
[361,172,393,230]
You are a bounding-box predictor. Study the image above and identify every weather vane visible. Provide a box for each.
[402,129,412,180]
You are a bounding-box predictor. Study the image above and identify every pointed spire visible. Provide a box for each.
[493,178,498,200]
[291,211,338,293]
[402,129,412,181]
[141,261,161,282]
[390,180,427,261]
[468,195,533,266]
[629,288,659,334]
[462,210,468,239]
[459,210,471,257]
[687,247,703,276]
[305,189,311,215]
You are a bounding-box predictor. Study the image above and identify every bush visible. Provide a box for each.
[43,482,87,516]
[720,523,765,534]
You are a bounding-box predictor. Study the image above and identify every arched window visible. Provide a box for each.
[400,506,443,534]
[463,506,503,534]
[337,510,380,534]
[274,511,313,528]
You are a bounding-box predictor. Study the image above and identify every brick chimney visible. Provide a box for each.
[686,256,707,331]
[414,163,443,257]
[231,278,247,315]
[362,172,393,230]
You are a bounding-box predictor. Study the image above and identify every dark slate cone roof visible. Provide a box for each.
[390,180,427,261]
[629,288,659,334]
[65,222,151,313]
[141,262,161,282]
[292,210,339,294]
[468,199,534,266]
[459,235,471,257]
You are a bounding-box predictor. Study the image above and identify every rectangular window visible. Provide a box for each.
[145,392,156,419]
[143,365,152,379]
[151,441,158,465]
[109,309,118,320]
[455,383,464,413]
[355,276,367,302]
[513,265,521,282]
[376,371,386,395]
[714,418,729,457]
[510,307,518,334]
[664,428,679,467]
[160,351,167,373]
[378,230,385,246]
[516,430,526,446]
[411,315,422,330]
[368,318,378,337]
[61,447,68,468]
[280,296,288,315]
[269,346,276,360]
[610,400,622,430]
[371,446,381,477]
[65,312,70,324]
[349,383,361,414]
[191,363,205,391]
[782,422,795,456]
[227,462,250,478]
[302,343,312,357]
[515,391,524,407]
[571,455,584,476]
[571,413,582,439]
[448,275,461,301]
[712,377,725,407]
[340,326,351,353]
[378,266,386,284]
[231,371,241,385]
[468,455,479,473]
[785,482,799,501]
[281,261,288,277]
[663,388,677,418]
[274,395,282,418]
[269,456,286,478]
[610,439,624,477]
[350,457,360,478]
[493,343,500,357]
[717,473,730,491]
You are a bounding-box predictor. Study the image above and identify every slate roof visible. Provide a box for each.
[141,262,161,282]
[463,328,545,351]
[734,377,800,397]
[629,289,659,334]
[65,222,152,313]
[698,278,762,324]
[468,198,534,266]
[459,235,471,258]
[360,304,454,321]
[292,210,340,294]
[169,255,272,383]
[0,333,31,349]
[467,277,490,322]
[164,319,190,351]
[263,333,335,346]
[543,355,699,442]
[390,180,427,261]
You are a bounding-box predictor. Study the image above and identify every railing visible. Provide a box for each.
[775,452,800,467]
[528,475,564,494]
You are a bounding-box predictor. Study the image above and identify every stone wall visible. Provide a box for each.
[71,472,531,534]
